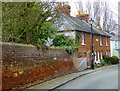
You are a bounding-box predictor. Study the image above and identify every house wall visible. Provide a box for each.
[110,40,120,59]
[57,30,111,64]
[58,31,76,39]
[77,32,111,63]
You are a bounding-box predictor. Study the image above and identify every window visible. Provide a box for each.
[99,51,102,60]
[94,51,97,61]
[106,37,108,46]
[82,34,85,45]
[96,39,98,41]
[100,36,102,46]
[98,51,100,61]
[115,41,117,48]
[100,51,103,60]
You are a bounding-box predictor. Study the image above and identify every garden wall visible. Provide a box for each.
[1,42,77,90]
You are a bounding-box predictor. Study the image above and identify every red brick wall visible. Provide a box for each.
[78,32,110,60]
[77,15,89,23]
[62,6,71,16]
[1,42,77,90]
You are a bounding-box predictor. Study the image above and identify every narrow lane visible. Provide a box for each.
[57,65,118,89]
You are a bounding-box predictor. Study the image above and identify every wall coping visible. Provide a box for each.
[0,42,66,50]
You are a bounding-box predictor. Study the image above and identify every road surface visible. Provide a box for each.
[56,65,118,89]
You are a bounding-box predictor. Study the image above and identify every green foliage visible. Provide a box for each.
[95,55,119,68]
[2,2,56,45]
[109,56,119,64]
[32,22,55,45]
[52,34,78,54]
[103,55,119,64]
[94,63,101,68]
[94,63,97,68]
[103,55,110,64]
[63,46,74,54]
[100,60,107,66]
[62,5,70,8]
[75,32,80,46]
[52,34,74,47]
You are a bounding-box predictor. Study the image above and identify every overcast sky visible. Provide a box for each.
[69,0,118,17]
[52,0,119,22]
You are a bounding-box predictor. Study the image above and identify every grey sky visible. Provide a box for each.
[70,0,118,21]
[53,0,119,23]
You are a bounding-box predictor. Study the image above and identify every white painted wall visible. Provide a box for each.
[58,31,76,39]
[110,40,120,59]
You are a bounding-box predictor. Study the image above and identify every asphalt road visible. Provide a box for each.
[56,65,118,89]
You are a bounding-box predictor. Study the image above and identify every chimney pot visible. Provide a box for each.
[76,11,89,23]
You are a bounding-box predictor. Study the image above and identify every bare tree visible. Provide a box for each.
[93,1,104,27]
[102,2,118,33]
[102,2,109,30]
[86,0,92,18]
[85,0,117,33]
[75,2,83,13]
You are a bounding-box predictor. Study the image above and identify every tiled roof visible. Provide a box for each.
[110,35,120,41]
[55,14,112,37]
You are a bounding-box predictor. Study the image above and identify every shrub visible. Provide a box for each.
[100,60,107,66]
[94,63,102,68]
[52,34,78,54]
[103,55,119,64]
[103,55,110,64]
[65,47,73,54]
[52,34,74,47]
[94,63,97,68]
[109,56,119,64]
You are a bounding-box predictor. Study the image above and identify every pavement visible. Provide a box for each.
[57,65,118,89]
[26,64,118,90]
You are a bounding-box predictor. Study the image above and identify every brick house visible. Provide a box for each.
[55,4,111,64]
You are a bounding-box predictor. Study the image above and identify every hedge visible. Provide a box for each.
[103,55,119,64]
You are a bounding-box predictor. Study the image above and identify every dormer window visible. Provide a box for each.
[82,34,85,45]
[100,36,102,46]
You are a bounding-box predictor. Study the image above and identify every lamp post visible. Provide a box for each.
[89,18,94,70]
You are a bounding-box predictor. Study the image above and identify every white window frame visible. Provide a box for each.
[101,51,103,60]
[115,41,118,49]
[100,36,103,46]
[98,51,100,61]
[94,51,97,61]
[81,34,85,45]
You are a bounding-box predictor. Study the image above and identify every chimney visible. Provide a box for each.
[62,4,71,16]
[57,2,71,16]
[76,11,89,23]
